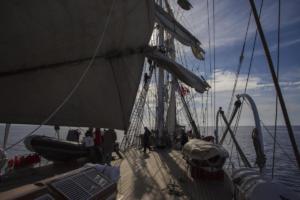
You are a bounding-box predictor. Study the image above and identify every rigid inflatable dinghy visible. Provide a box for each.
[24,135,88,162]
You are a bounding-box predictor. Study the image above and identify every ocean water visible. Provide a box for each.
[1,124,300,194]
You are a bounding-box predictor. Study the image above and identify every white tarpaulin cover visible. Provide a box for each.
[154,3,205,60]
[182,139,229,161]
[145,50,210,93]
[0,0,155,130]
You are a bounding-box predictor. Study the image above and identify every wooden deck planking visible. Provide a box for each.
[0,149,232,200]
[116,149,232,200]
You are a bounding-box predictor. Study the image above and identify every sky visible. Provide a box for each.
[162,0,300,126]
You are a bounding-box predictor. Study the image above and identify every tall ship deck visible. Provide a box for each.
[1,0,300,199]
[1,149,232,200]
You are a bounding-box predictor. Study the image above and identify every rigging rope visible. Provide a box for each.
[272,0,281,179]
[226,0,264,168]
[213,0,216,130]
[261,120,297,168]
[4,0,116,151]
[205,91,209,134]
[227,4,261,147]
[226,10,252,117]
[121,61,154,150]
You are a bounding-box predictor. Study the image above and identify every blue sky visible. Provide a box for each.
[168,0,300,126]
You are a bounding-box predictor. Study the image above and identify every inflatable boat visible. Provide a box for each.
[24,135,88,162]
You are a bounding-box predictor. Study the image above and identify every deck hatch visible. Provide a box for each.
[50,167,112,200]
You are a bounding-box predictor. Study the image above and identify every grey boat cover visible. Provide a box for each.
[182,139,229,161]
[0,0,155,130]
[145,50,210,93]
[154,3,205,60]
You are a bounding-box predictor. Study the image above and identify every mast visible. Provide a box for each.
[248,0,300,168]
[152,0,208,144]
[165,0,177,143]
[156,0,165,145]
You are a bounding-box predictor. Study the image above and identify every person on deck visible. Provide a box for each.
[143,127,151,153]
[83,129,96,162]
[93,128,103,163]
[180,130,188,149]
[114,142,123,159]
[109,129,122,159]
[83,128,94,145]
[144,72,150,85]
[54,125,60,140]
[102,129,116,165]
[94,128,102,146]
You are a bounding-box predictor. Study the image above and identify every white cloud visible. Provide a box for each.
[209,69,300,93]
[212,69,260,92]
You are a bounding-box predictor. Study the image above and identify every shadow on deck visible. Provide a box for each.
[117,148,232,200]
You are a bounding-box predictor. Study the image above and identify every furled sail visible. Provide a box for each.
[154,4,205,60]
[0,0,155,130]
[145,49,210,93]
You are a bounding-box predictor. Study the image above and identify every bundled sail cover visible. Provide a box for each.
[145,49,210,93]
[182,139,229,161]
[0,0,154,129]
[154,4,205,60]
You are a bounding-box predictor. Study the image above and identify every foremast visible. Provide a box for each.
[154,0,206,144]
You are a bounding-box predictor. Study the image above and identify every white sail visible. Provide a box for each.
[0,0,155,130]
[145,49,210,93]
[154,3,205,60]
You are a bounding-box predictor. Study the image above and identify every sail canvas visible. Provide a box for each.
[0,0,155,130]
